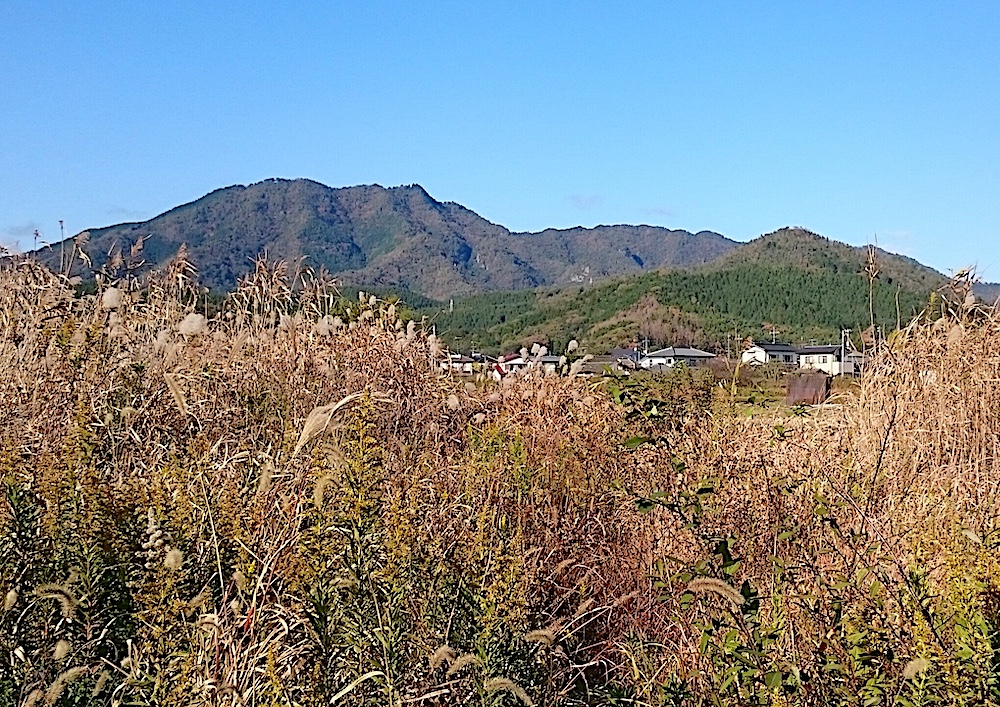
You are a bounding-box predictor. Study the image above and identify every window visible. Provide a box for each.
[821,355,827,364]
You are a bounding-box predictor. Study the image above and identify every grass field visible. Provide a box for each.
[2,254,999,706]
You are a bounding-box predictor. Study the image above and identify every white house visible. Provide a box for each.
[798,345,866,376]
[640,346,716,370]
[496,353,563,376]
[440,353,475,375]
[741,343,799,367]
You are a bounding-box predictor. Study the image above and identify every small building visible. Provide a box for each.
[496,354,528,375]
[535,355,564,375]
[610,347,641,365]
[441,353,475,375]
[640,346,716,370]
[798,345,865,376]
[496,353,564,376]
[741,343,799,367]
[786,372,832,405]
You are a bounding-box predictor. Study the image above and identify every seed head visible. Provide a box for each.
[53,639,71,660]
[686,577,743,607]
[164,548,183,570]
[484,677,533,706]
[429,645,456,670]
[903,657,931,680]
[446,653,482,677]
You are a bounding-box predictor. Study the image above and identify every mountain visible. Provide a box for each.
[24,179,997,352]
[974,282,1000,304]
[31,179,736,300]
[424,228,958,354]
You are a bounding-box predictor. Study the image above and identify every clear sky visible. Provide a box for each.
[2,2,998,277]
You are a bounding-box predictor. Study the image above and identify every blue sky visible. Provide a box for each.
[2,2,998,277]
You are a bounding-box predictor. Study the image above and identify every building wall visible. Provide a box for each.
[741,348,768,365]
[799,354,841,376]
[799,352,865,376]
[742,347,797,366]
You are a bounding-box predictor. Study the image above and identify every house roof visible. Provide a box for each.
[644,346,716,359]
[797,345,841,355]
[749,342,798,353]
[609,347,641,361]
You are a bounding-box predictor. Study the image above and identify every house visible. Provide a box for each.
[495,353,564,376]
[640,346,716,370]
[440,353,475,375]
[610,347,641,367]
[741,343,799,367]
[496,354,530,376]
[798,345,866,376]
[535,355,564,375]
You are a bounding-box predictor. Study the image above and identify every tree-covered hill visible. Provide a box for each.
[29,179,735,300]
[423,228,946,355]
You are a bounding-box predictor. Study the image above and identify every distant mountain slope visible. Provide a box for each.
[31,179,735,300]
[510,225,736,285]
[974,282,1000,303]
[426,228,952,354]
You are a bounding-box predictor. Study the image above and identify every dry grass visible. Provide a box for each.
[1,255,998,706]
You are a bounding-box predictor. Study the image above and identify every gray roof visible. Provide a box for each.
[751,342,798,353]
[797,345,841,355]
[644,346,716,359]
[609,347,641,361]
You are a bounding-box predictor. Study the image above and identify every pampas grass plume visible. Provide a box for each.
[293,392,367,457]
[100,287,122,310]
[164,548,183,570]
[178,312,207,337]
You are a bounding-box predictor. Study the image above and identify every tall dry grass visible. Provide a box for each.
[1,254,998,706]
[0,255,670,706]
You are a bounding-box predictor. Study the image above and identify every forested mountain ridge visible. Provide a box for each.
[29,178,735,300]
[423,228,963,355]
[21,181,996,352]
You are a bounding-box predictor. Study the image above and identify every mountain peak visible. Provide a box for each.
[29,179,735,299]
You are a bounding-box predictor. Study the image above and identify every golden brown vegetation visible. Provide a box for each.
[1,256,998,706]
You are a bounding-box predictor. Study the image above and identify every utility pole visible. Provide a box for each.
[59,220,65,273]
[843,328,854,374]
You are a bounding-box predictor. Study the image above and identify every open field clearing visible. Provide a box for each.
[1,256,999,706]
